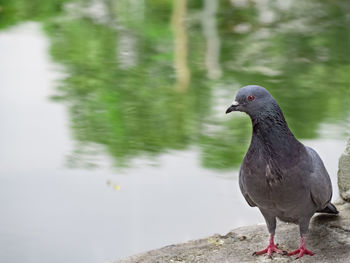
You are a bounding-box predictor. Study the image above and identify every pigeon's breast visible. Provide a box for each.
[241,153,314,216]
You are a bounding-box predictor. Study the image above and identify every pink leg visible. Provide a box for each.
[253,234,286,258]
[288,235,314,258]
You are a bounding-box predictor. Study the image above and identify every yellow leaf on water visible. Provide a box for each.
[113,184,121,191]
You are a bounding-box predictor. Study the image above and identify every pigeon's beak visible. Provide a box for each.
[225,101,239,114]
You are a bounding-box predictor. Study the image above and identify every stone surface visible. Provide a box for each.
[116,202,350,263]
[117,138,350,263]
[338,138,350,201]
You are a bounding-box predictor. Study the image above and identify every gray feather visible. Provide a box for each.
[239,168,256,207]
[228,85,337,237]
[306,146,333,210]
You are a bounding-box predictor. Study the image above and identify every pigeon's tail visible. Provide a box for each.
[317,203,339,214]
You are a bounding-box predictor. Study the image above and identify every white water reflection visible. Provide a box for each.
[0,23,346,263]
[202,0,222,79]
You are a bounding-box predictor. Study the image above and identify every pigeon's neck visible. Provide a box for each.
[245,102,304,182]
[249,103,301,155]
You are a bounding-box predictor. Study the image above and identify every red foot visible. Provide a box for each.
[253,235,286,258]
[288,236,314,258]
[288,247,314,258]
[253,243,284,257]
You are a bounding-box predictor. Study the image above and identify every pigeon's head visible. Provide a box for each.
[226,85,275,117]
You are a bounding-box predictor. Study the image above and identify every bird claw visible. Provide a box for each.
[253,251,274,260]
[288,247,314,258]
[252,248,267,256]
[253,243,284,257]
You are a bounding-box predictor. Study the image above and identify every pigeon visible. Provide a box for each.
[225,85,338,259]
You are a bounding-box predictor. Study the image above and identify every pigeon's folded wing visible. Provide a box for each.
[307,147,332,210]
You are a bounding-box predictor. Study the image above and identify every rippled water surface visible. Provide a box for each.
[0,1,349,262]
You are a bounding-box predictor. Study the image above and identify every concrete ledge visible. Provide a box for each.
[117,140,350,263]
[116,201,350,263]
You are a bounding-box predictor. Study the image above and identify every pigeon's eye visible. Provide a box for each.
[248,95,255,101]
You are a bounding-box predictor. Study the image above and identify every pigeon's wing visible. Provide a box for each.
[239,167,256,207]
[306,147,332,210]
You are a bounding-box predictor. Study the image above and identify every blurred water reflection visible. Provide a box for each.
[2,0,349,168]
[0,0,350,262]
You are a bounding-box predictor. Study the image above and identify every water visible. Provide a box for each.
[0,1,350,262]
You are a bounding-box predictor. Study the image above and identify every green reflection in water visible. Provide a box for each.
[0,0,69,29]
[1,0,349,169]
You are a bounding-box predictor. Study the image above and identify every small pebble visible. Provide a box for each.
[239,235,247,241]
